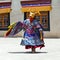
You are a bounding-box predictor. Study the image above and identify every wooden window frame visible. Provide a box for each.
[0,13,10,30]
[24,11,50,31]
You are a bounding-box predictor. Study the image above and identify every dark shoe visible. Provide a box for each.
[32,48,36,53]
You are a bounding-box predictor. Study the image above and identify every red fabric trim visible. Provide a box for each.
[25,45,45,49]
[5,28,12,37]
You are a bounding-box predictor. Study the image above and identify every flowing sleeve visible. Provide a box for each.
[4,21,24,37]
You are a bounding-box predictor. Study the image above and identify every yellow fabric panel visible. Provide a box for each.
[0,8,11,14]
[8,23,16,29]
[21,6,52,12]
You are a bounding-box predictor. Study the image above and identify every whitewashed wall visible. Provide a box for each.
[44,0,60,38]
[0,0,60,37]
[10,0,24,37]
[0,0,24,37]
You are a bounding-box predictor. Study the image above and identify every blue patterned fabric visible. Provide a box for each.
[21,31,44,46]
[20,19,44,46]
[6,19,44,46]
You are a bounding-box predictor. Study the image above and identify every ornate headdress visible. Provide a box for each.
[29,12,40,22]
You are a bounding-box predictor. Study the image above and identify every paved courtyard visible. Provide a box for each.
[0,37,60,60]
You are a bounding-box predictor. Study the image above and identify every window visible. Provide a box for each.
[24,11,50,31]
[0,13,10,30]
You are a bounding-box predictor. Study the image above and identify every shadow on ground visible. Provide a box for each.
[8,51,48,54]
